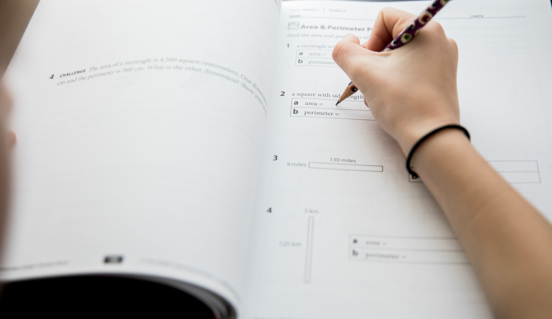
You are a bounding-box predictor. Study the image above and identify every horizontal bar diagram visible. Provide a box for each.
[309,162,383,172]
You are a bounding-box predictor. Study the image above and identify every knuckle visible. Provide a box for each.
[448,38,458,52]
[380,6,393,15]
[433,21,445,33]
[448,38,459,61]
[332,41,347,63]
[426,20,445,36]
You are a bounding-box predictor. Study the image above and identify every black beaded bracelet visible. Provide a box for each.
[406,124,471,179]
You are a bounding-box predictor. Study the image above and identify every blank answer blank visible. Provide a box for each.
[291,98,375,121]
[411,160,541,184]
[349,235,467,264]
[295,49,336,67]
[489,160,540,184]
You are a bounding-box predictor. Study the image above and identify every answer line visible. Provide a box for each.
[350,234,458,240]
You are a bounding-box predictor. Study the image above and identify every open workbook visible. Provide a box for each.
[2,0,552,318]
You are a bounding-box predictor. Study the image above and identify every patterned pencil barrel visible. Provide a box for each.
[384,0,451,51]
[337,0,451,104]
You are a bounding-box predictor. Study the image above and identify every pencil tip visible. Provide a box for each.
[336,101,340,106]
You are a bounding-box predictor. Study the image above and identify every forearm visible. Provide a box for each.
[332,7,552,316]
[412,129,552,318]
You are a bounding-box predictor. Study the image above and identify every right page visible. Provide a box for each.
[244,1,552,318]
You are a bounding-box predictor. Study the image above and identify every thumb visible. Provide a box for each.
[366,8,417,52]
[332,33,376,76]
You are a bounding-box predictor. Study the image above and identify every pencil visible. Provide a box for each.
[336,0,452,106]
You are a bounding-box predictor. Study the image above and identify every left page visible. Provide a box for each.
[1,0,280,311]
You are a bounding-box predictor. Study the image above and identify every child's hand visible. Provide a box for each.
[332,7,460,155]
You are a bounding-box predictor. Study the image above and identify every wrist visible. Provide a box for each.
[406,125,470,179]
[409,128,471,177]
[388,96,461,155]
[397,118,460,155]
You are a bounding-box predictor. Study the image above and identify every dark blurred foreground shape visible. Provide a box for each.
[0,276,214,317]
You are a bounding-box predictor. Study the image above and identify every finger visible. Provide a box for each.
[366,7,417,52]
[332,33,371,75]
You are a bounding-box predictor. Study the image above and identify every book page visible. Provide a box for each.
[243,0,552,318]
[1,0,280,310]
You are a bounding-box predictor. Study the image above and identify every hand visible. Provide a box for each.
[332,7,460,155]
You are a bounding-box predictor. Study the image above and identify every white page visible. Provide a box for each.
[1,0,280,309]
[243,0,552,318]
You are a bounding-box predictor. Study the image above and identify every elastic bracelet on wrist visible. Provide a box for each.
[406,124,471,179]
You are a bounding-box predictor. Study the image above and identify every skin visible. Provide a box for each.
[0,2,550,317]
[333,8,552,319]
